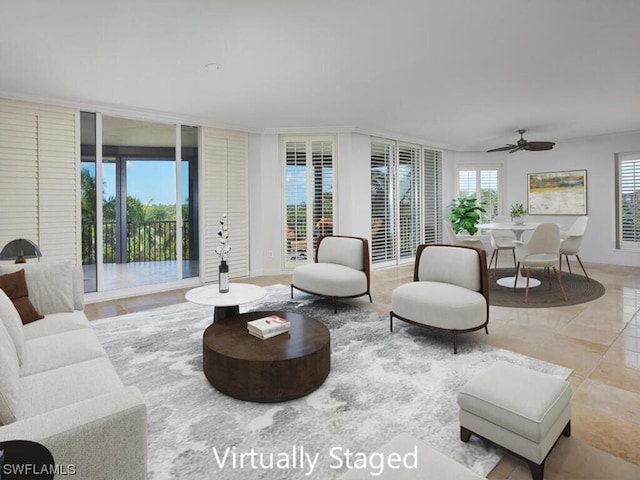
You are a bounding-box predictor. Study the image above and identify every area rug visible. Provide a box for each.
[489,268,605,308]
[92,285,572,480]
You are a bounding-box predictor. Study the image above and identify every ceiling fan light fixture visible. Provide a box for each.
[487,129,555,153]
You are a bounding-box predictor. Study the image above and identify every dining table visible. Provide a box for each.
[478,222,542,288]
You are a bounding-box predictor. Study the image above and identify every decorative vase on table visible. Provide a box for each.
[218,260,229,293]
[510,202,526,226]
[216,214,231,294]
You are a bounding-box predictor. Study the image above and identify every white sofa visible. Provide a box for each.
[0,261,147,480]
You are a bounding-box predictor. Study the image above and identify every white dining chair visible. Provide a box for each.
[560,216,589,281]
[513,223,568,304]
[444,222,483,248]
[487,215,517,274]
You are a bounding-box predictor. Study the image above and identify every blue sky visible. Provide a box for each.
[95,161,189,205]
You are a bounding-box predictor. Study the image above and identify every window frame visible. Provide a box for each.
[616,152,640,251]
[282,135,336,269]
[370,138,443,267]
[455,164,503,224]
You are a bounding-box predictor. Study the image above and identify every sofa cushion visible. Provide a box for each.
[0,288,25,365]
[0,319,20,425]
[20,328,108,377]
[23,310,90,341]
[19,357,125,419]
[0,269,44,324]
[0,261,75,315]
[292,263,368,297]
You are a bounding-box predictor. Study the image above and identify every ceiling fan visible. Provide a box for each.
[487,129,555,153]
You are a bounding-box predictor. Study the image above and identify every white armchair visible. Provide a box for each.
[513,223,568,303]
[390,244,489,354]
[560,216,589,280]
[291,235,372,313]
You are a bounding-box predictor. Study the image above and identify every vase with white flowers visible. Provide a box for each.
[216,214,231,293]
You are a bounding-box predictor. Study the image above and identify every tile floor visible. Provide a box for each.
[85,262,640,480]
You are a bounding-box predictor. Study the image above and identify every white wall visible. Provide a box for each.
[248,133,282,276]
[448,130,640,267]
[334,132,371,237]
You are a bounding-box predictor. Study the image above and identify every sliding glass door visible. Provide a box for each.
[370,139,442,266]
[80,114,199,292]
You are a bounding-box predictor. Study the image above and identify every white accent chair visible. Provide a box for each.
[488,215,517,274]
[291,235,372,313]
[444,221,484,248]
[513,223,568,303]
[390,244,489,354]
[560,216,589,281]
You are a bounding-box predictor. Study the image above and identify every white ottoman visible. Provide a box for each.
[457,361,572,480]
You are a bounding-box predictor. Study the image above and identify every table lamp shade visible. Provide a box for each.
[0,239,42,263]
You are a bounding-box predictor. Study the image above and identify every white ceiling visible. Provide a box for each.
[2,0,640,151]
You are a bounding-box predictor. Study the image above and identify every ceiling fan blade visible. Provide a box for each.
[524,141,555,151]
[509,146,521,153]
[486,144,516,152]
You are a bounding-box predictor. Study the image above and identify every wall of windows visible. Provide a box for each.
[370,139,442,265]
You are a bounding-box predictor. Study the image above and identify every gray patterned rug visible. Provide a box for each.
[92,285,572,480]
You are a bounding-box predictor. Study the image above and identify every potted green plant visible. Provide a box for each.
[448,195,486,236]
[510,202,526,224]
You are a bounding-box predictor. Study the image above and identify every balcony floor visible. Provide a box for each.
[83,260,199,292]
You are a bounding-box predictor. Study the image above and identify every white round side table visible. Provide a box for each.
[185,283,267,322]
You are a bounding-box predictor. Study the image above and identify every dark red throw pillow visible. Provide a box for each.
[0,269,44,324]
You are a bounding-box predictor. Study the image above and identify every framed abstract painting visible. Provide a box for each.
[527,170,587,215]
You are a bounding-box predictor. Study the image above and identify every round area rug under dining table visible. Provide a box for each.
[489,268,605,308]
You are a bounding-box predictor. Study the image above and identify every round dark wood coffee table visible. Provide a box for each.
[203,311,331,402]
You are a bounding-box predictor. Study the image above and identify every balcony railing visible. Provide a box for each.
[82,221,191,264]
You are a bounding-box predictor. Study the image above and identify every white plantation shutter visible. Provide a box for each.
[201,128,248,282]
[0,98,78,263]
[458,170,477,197]
[311,140,334,244]
[397,144,420,259]
[617,154,640,248]
[479,169,499,222]
[371,140,395,264]
[285,140,307,265]
[422,149,442,244]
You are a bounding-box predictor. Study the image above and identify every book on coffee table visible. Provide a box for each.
[247,315,291,339]
[247,328,290,340]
